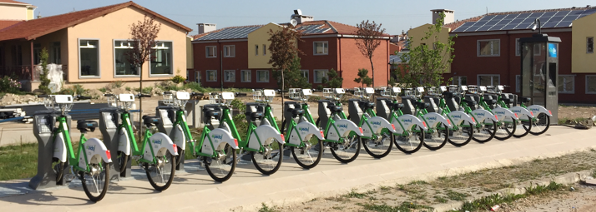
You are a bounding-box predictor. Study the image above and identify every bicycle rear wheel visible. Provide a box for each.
[447,122,473,147]
[146,152,176,191]
[80,162,110,202]
[117,151,129,174]
[494,117,516,141]
[291,135,323,169]
[330,133,361,163]
[205,144,237,182]
[363,129,394,158]
[394,126,423,154]
[423,123,448,151]
[472,120,497,143]
[252,143,283,175]
[513,115,532,138]
[529,113,550,135]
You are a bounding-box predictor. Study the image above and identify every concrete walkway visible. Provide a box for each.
[0,126,594,212]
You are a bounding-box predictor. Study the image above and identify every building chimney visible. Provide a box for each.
[431,9,455,25]
[291,9,314,24]
[197,23,216,34]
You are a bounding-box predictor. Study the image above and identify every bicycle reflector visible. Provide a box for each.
[549,110,552,115]
[515,113,518,118]
[359,127,363,134]
[173,144,177,153]
[320,130,325,138]
[530,111,534,116]
[391,124,395,131]
[423,122,427,128]
[280,134,285,142]
[106,150,111,160]
[446,119,451,125]
[494,115,498,121]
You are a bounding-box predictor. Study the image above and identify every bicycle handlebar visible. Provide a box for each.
[38,95,49,98]
[191,92,204,96]
[138,93,152,98]
[163,91,172,95]
[76,95,92,100]
[104,93,115,97]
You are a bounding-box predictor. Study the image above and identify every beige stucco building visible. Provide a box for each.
[0,1,192,91]
[0,0,36,21]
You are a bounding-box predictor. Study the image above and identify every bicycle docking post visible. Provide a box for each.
[99,107,130,178]
[317,100,332,129]
[29,111,70,189]
[155,105,185,170]
[283,101,300,129]
[348,99,363,124]
[375,98,392,120]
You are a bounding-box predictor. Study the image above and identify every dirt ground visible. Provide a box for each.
[499,184,596,212]
[558,105,596,120]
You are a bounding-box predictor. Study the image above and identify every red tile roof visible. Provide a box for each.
[0,20,22,30]
[0,0,30,4]
[444,15,484,31]
[0,1,191,41]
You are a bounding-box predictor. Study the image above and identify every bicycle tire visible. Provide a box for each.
[117,151,128,173]
[53,160,64,183]
[205,144,237,182]
[362,129,394,158]
[494,118,516,141]
[80,162,110,202]
[529,114,550,135]
[174,146,183,167]
[291,135,323,169]
[394,126,424,154]
[330,133,361,163]
[447,122,473,147]
[423,123,448,151]
[513,115,532,138]
[472,120,497,143]
[251,143,283,175]
[146,152,176,191]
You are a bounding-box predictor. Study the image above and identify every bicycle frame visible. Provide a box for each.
[118,112,178,164]
[54,116,110,173]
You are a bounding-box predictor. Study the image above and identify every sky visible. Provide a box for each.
[24,0,596,35]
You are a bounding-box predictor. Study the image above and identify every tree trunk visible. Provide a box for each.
[138,66,143,141]
[281,69,285,125]
[369,58,375,87]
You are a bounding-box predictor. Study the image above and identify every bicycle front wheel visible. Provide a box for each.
[80,162,110,202]
[252,143,283,175]
[472,120,497,143]
[529,113,550,135]
[205,144,237,182]
[423,123,448,151]
[291,135,323,169]
[145,152,176,191]
[330,133,361,163]
[513,115,532,138]
[394,126,424,154]
[363,129,394,158]
[448,122,473,147]
[494,117,516,141]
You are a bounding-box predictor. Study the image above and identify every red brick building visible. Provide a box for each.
[190,13,390,89]
[446,7,596,104]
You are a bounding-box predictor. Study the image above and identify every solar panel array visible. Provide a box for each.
[195,26,262,41]
[296,24,330,34]
[452,8,596,33]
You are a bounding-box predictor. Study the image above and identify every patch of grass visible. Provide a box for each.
[445,189,468,201]
[258,203,279,212]
[0,142,38,181]
[592,169,596,178]
[408,180,428,185]
[359,201,433,212]
[331,206,345,210]
[379,185,391,191]
[433,195,448,203]
[343,189,368,199]
[99,87,107,93]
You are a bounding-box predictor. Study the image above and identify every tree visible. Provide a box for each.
[397,12,455,89]
[321,68,343,88]
[38,48,50,94]
[356,20,386,88]
[354,68,373,88]
[127,15,161,139]
[272,56,310,88]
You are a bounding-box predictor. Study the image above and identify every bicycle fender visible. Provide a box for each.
[527,105,552,117]
[53,133,67,163]
[447,111,476,126]
[79,138,113,168]
[249,125,285,150]
[288,121,324,146]
[327,119,363,141]
[118,127,131,155]
[472,109,498,123]
[172,124,186,150]
[366,116,397,135]
[422,112,452,128]
[144,133,178,162]
[492,107,519,121]
[396,115,428,131]
[511,106,535,119]
[201,128,239,155]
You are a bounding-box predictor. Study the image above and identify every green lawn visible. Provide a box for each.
[0,143,38,181]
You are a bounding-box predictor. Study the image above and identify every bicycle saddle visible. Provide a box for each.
[204,109,220,119]
[327,104,343,113]
[246,112,264,121]
[358,101,375,110]
[521,97,531,103]
[483,99,497,104]
[442,91,455,99]
[143,115,160,127]
[291,109,304,117]
[77,120,98,132]
[415,101,430,109]
[387,102,404,111]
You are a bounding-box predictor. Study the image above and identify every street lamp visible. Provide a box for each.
[532,18,541,34]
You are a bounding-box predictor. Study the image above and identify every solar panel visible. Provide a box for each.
[196,26,262,41]
[453,22,475,32]
[555,21,573,27]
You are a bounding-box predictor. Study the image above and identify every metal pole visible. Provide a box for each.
[219,41,223,92]
[138,65,142,140]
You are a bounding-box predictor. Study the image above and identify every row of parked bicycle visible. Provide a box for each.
[35,84,551,202]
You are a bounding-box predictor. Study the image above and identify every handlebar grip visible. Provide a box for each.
[104,93,115,97]
[38,95,49,98]
[77,95,92,100]
[191,92,204,96]
[163,91,172,95]
[139,94,152,98]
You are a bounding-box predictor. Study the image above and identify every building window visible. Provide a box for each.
[262,44,266,55]
[79,39,100,77]
[515,38,520,56]
[586,75,596,94]
[477,39,500,56]
[0,47,4,66]
[313,41,328,55]
[206,70,217,82]
[314,69,328,83]
[587,37,594,54]
[533,43,541,56]
[477,74,500,86]
[255,45,259,56]
[516,75,521,93]
[256,70,269,82]
[558,75,575,94]
[114,40,138,76]
[194,71,201,83]
[51,42,61,64]
[33,43,41,64]
[206,46,216,58]
[451,76,467,87]
[224,70,235,82]
[224,45,235,57]
[301,69,309,83]
[241,70,251,82]
[150,41,173,75]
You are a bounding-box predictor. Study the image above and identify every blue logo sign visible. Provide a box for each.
[299,127,309,132]
[548,43,557,58]
[153,139,162,145]
[475,113,484,117]
[338,124,348,129]
[371,121,382,126]
[213,134,223,139]
[512,110,521,113]
[452,115,461,119]
[529,108,539,112]
[402,119,412,123]
[87,145,95,151]
[495,111,505,115]
[427,117,437,121]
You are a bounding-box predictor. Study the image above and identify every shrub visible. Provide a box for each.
[98,87,107,93]
[184,82,205,92]
[60,84,88,95]
[171,75,186,84]
[0,76,22,93]
[125,87,131,91]
[110,80,125,88]
[38,48,51,94]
